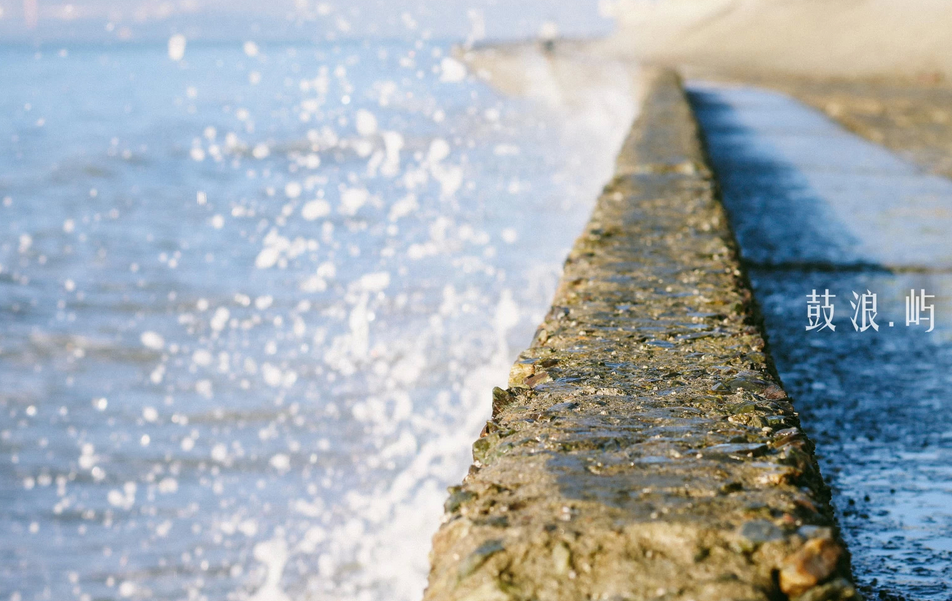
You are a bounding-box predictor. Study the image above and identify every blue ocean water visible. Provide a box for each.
[0,42,620,601]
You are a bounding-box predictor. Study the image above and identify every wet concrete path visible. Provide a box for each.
[689,81,952,600]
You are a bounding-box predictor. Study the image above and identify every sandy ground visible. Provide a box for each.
[598,0,952,81]
[595,0,952,179]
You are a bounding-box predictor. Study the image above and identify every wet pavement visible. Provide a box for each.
[715,74,952,182]
[690,81,952,600]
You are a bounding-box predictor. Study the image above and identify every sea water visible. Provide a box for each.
[0,41,633,601]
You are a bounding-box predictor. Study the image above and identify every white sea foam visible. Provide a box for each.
[168,34,187,61]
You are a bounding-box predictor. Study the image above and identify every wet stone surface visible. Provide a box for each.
[423,71,857,601]
[690,80,952,600]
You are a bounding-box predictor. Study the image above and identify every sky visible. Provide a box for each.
[0,0,617,43]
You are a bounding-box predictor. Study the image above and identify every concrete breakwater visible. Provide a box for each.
[422,70,859,601]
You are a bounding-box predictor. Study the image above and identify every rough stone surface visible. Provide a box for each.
[423,70,858,601]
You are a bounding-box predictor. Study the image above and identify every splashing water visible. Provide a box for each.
[0,41,637,600]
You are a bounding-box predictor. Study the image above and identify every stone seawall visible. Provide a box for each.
[423,70,858,601]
